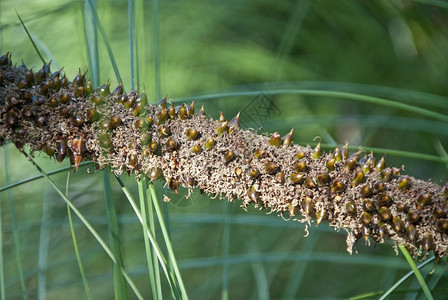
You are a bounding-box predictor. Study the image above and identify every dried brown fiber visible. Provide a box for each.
[1,52,447,260]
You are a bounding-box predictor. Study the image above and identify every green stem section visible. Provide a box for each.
[22,151,143,300]
[398,244,433,300]
[66,170,92,300]
[103,170,128,299]
[137,178,162,299]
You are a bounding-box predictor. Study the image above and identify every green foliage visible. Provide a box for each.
[1,0,448,299]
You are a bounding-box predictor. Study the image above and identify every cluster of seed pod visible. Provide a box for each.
[1,53,447,260]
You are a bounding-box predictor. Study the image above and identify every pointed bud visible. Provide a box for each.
[282,129,294,148]
[269,132,281,148]
[216,121,228,135]
[228,112,240,134]
[312,141,321,159]
[205,137,215,150]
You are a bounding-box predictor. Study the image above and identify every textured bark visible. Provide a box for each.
[1,53,447,259]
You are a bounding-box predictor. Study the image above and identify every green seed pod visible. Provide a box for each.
[249,168,260,179]
[117,94,127,104]
[378,194,392,207]
[191,144,202,154]
[346,201,357,215]
[416,193,431,210]
[158,125,172,138]
[219,111,226,122]
[228,112,240,134]
[360,212,371,225]
[148,167,162,181]
[107,116,120,129]
[199,105,206,116]
[168,103,176,119]
[326,158,336,171]
[146,115,154,126]
[316,209,328,225]
[295,151,305,160]
[363,199,375,212]
[254,149,266,159]
[178,104,188,120]
[149,141,160,154]
[185,128,199,140]
[134,118,148,131]
[360,184,372,197]
[91,95,103,105]
[140,133,150,145]
[433,206,446,218]
[99,120,111,131]
[407,210,421,224]
[379,168,392,182]
[112,83,123,96]
[378,206,392,221]
[72,69,85,86]
[398,177,411,191]
[99,134,112,149]
[420,236,435,252]
[275,172,285,183]
[316,173,330,186]
[375,156,386,172]
[165,138,177,151]
[187,101,195,116]
[99,80,111,96]
[436,219,448,233]
[157,108,168,125]
[330,180,346,193]
[269,132,281,148]
[216,121,228,135]
[205,137,215,150]
[406,225,417,243]
[333,146,342,162]
[352,171,365,186]
[293,161,307,172]
[71,114,83,127]
[341,142,349,160]
[392,216,405,233]
[133,101,146,116]
[396,202,407,212]
[75,85,86,98]
[362,153,376,174]
[159,96,167,108]
[264,161,278,175]
[290,172,305,184]
[304,177,316,189]
[345,152,360,171]
[282,129,294,148]
[312,141,321,159]
[248,186,259,203]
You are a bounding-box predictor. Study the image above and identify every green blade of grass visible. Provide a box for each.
[3,148,28,300]
[103,170,128,299]
[114,175,179,297]
[398,244,434,300]
[152,0,161,99]
[37,188,51,299]
[83,0,100,88]
[128,0,135,90]
[22,151,143,300]
[137,178,161,300]
[86,0,122,85]
[0,155,6,300]
[176,89,448,122]
[148,183,189,299]
[221,204,230,300]
[15,11,45,64]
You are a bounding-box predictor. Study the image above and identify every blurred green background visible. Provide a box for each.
[1,0,448,299]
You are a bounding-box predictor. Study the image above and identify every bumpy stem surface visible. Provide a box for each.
[1,53,447,259]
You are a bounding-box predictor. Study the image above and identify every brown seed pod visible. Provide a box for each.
[316,209,328,225]
[303,177,316,189]
[149,141,160,154]
[312,141,321,159]
[363,199,375,212]
[293,161,307,172]
[113,83,123,96]
[282,129,294,148]
[433,206,446,218]
[346,201,357,215]
[436,219,448,233]
[316,173,330,186]
[276,172,285,183]
[218,111,226,122]
[406,225,417,243]
[199,105,206,116]
[165,138,177,151]
[99,80,111,96]
[185,128,199,140]
[228,112,240,134]
[248,186,259,203]
[330,180,346,193]
[224,150,236,163]
[360,212,372,225]
[379,168,393,182]
[375,156,386,172]
[333,146,342,162]
[392,216,405,233]
[157,108,168,125]
[295,151,306,160]
[378,206,392,221]
[59,106,69,117]
[71,138,85,171]
[326,158,336,171]
[254,149,266,159]
[420,236,435,252]
[398,177,411,191]
[191,144,202,154]
[378,194,393,207]
[178,104,188,120]
[302,197,314,216]
[269,132,281,148]
[352,171,365,186]
[110,116,122,129]
[187,101,195,117]
[290,172,305,184]
[71,114,83,127]
[216,121,228,135]
[360,185,373,197]
[159,125,172,137]
[148,167,162,181]
[417,193,431,210]
[86,108,100,123]
[55,140,68,163]
[264,161,278,175]
[249,168,261,179]
[407,210,421,224]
